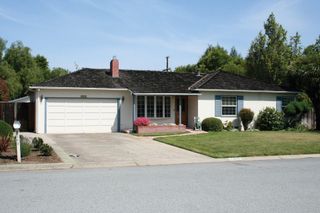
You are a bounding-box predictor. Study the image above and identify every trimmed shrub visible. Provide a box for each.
[0,120,13,152]
[284,100,311,128]
[256,107,285,131]
[40,144,53,156]
[20,142,32,157]
[223,121,233,131]
[201,117,223,132]
[13,135,32,157]
[133,117,150,126]
[239,108,254,131]
[32,137,44,150]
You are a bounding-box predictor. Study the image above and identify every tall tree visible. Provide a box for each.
[197,45,230,71]
[289,36,320,130]
[246,13,291,85]
[0,37,69,99]
[175,45,245,75]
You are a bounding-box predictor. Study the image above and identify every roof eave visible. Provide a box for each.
[29,86,129,91]
[193,89,298,94]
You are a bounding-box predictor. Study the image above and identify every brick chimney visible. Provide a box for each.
[110,56,119,78]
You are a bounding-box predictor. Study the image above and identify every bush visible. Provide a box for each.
[40,144,53,156]
[20,141,32,157]
[133,117,150,126]
[223,120,233,131]
[284,100,311,128]
[256,107,285,131]
[13,135,32,157]
[201,117,223,132]
[239,108,254,131]
[32,137,44,150]
[0,120,13,152]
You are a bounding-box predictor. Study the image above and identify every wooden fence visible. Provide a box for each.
[301,108,317,129]
[0,103,35,132]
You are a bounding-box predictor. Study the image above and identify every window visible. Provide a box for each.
[156,96,163,117]
[136,96,171,118]
[137,96,145,117]
[165,96,171,117]
[222,96,237,116]
[147,96,154,117]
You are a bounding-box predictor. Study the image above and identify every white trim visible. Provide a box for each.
[221,96,237,116]
[194,89,297,94]
[133,93,201,96]
[29,86,128,91]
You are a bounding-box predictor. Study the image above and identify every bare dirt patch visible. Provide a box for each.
[0,146,61,164]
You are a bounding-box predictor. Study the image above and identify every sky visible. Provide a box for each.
[0,0,319,71]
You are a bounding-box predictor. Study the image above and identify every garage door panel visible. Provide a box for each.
[46,98,118,133]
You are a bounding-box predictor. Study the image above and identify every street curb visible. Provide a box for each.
[0,163,74,172]
[211,154,320,163]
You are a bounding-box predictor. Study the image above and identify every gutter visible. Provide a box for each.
[193,89,298,94]
[132,93,201,96]
[29,86,129,91]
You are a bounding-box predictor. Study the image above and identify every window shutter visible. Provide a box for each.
[237,96,244,113]
[276,96,282,112]
[215,95,221,117]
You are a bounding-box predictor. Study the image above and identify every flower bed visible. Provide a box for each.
[136,124,186,134]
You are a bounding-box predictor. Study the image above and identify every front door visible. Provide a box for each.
[175,96,188,126]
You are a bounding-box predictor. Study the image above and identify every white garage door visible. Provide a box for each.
[46,98,119,133]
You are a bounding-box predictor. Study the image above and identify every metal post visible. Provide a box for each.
[16,129,21,163]
[179,96,182,125]
[132,94,136,129]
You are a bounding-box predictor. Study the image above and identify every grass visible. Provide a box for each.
[155,131,320,158]
[133,131,188,137]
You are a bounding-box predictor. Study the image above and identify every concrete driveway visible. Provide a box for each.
[47,133,214,168]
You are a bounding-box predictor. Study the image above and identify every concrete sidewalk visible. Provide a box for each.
[1,132,320,172]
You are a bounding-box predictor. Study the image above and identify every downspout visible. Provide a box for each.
[179,96,182,125]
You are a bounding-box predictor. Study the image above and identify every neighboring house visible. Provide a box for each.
[29,58,296,134]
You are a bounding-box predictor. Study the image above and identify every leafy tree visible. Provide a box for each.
[50,67,69,79]
[175,45,246,75]
[0,38,6,62]
[34,55,51,80]
[197,45,230,71]
[246,13,292,85]
[0,37,68,99]
[0,61,23,99]
[289,36,320,130]
[175,64,197,73]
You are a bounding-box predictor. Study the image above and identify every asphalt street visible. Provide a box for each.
[1,158,320,213]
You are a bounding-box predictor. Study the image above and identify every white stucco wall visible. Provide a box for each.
[197,91,287,128]
[34,89,133,133]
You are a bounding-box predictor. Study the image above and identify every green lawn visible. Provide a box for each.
[155,131,320,158]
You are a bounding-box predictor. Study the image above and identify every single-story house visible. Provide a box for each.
[29,58,296,134]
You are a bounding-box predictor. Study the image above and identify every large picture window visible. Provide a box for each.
[222,96,237,116]
[147,96,154,117]
[165,96,171,117]
[137,96,145,117]
[156,96,163,117]
[136,96,171,118]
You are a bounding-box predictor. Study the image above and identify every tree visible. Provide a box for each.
[246,13,292,85]
[197,45,230,71]
[175,64,197,73]
[0,37,69,99]
[175,45,246,75]
[0,38,6,62]
[50,67,69,79]
[289,36,320,130]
